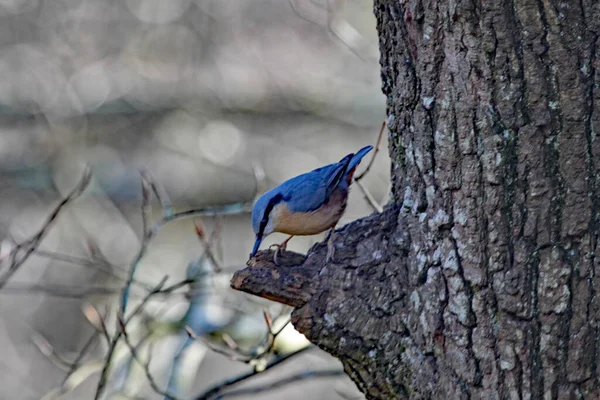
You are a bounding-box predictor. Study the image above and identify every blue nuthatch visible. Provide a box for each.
[250,145,373,263]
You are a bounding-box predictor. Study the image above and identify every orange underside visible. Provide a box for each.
[272,189,346,235]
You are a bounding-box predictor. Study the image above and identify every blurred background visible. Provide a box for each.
[0,0,389,399]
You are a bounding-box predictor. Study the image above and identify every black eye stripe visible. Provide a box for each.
[257,193,285,239]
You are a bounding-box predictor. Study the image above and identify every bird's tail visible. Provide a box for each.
[347,145,373,171]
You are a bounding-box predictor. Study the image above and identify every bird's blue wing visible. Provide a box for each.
[279,158,350,213]
[252,146,372,220]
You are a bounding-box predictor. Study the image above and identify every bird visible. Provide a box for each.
[250,145,373,264]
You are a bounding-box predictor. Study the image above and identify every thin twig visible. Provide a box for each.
[0,283,130,298]
[151,203,253,236]
[140,168,173,215]
[62,324,103,382]
[116,314,181,400]
[197,313,292,365]
[212,369,345,400]
[0,167,92,289]
[194,218,223,273]
[95,276,191,399]
[287,0,327,26]
[121,199,252,314]
[214,216,225,266]
[31,331,99,373]
[194,345,315,400]
[326,0,374,62]
[119,175,155,314]
[33,249,135,284]
[355,120,387,182]
[353,178,383,213]
[208,216,224,270]
[87,304,114,345]
[100,171,255,398]
[191,334,253,363]
[350,119,388,212]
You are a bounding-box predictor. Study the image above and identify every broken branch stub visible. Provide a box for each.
[230,206,409,399]
[231,250,315,308]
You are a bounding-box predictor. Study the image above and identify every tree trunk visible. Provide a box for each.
[232,1,600,398]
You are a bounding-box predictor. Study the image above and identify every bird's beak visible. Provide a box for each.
[250,235,263,258]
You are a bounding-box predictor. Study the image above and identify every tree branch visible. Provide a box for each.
[0,167,92,289]
[194,346,314,400]
[209,368,345,400]
[232,251,314,308]
[231,205,409,399]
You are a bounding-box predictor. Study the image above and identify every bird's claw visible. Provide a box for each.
[269,242,287,266]
[268,243,287,252]
[273,248,281,265]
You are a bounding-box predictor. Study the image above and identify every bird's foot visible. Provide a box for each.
[269,243,287,266]
[268,236,294,266]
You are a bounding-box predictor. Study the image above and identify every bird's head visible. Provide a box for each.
[250,191,285,258]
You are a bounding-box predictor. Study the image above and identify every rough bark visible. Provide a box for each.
[232,1,600,399]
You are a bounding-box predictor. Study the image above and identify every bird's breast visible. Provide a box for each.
[272,189,348,236]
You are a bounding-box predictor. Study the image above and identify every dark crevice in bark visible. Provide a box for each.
[541,3,580,395]
[508,0,530,127]
[529,250,544,399]
[562,247,577,393]
[535,0,565,245]
[449,230,482,384]
[484,101,509,400]
[467,106,485,388]
[449,75,461,192]
[583,20,600,384]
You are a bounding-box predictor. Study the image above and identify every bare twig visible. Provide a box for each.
[63,323,104,382]
[194,218,223,273]
[209,216,224,260]
[151,203,253,235]
[116,313,181,400]
[353,178,383,213]
[211,314,291,364]
[85,304,113,345]
[0,283,129,298]
[97,169,258,398]
[211,369,345,399]
[263,309,273,332]
[214,216,226,266]
[140,168,173,215]
[0,167,92,289]
[221,333,238,351]
[326,0,376,62]
[184,305,293,369]
[288,0,327,26]
[33,249,135,284]
[32,331,99,372]
[194,345,315,400]
[121,197,252,314]
[350,119,389,212]
[118,175,154,314]
[355,119,387,182]
[96,276,193,399]
[192,335,255,363]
